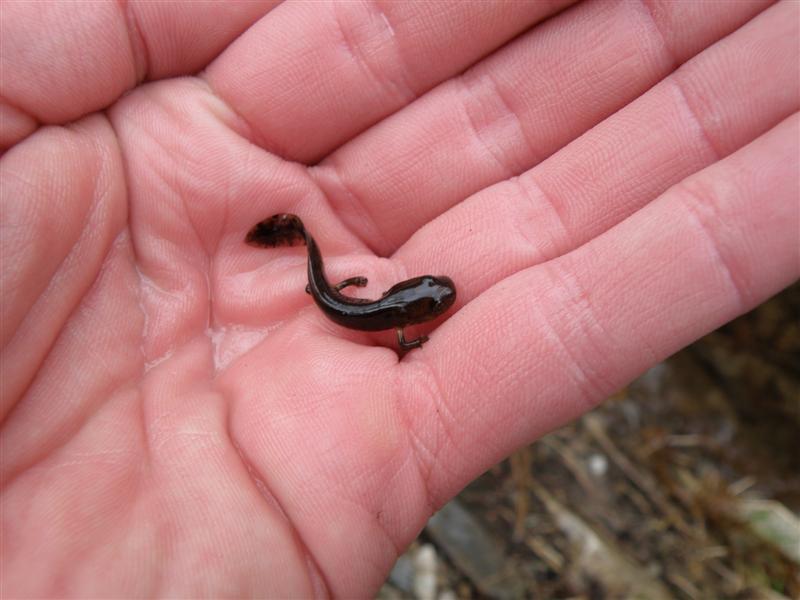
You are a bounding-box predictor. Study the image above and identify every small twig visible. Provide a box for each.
[584,414,694,535]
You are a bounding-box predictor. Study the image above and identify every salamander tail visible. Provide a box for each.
[245,213,307,248]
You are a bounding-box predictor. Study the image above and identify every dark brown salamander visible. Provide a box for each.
[245,214,456,349]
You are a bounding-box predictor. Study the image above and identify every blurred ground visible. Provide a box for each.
[380,283,800,600]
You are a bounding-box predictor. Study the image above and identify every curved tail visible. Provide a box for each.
[245,213,307,248]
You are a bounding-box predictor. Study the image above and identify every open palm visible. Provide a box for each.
[2,2,798,597]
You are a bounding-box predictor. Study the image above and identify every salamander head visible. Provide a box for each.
[428,275,456,315]
[396,275,456,323]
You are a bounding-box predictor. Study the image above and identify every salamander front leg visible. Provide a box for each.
[396,327,429,350]
[306,276,368,294]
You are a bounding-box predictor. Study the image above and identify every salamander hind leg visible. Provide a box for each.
[335,276,368,291]
[396,327,429,350]
[306,276,368,295]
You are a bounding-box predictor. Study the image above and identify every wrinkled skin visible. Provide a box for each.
[1,1,798,597]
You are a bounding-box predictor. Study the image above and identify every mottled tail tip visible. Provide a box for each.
[245,213,306,248]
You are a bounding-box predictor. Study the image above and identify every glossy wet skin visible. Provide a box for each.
[246,214,456,349]
[309,274,456,331]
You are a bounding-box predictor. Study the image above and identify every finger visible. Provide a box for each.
[395,0,799,307]
[0,116,127,420]
[205,0,573,163]
[402,113,799,505]
[312,0,772,254]
[0,1,275,147]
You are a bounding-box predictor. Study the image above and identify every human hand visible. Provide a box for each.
[2,1,797,597]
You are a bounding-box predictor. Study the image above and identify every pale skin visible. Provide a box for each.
[1,0,798,597]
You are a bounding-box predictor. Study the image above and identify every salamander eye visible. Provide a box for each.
[421,297,436,313]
